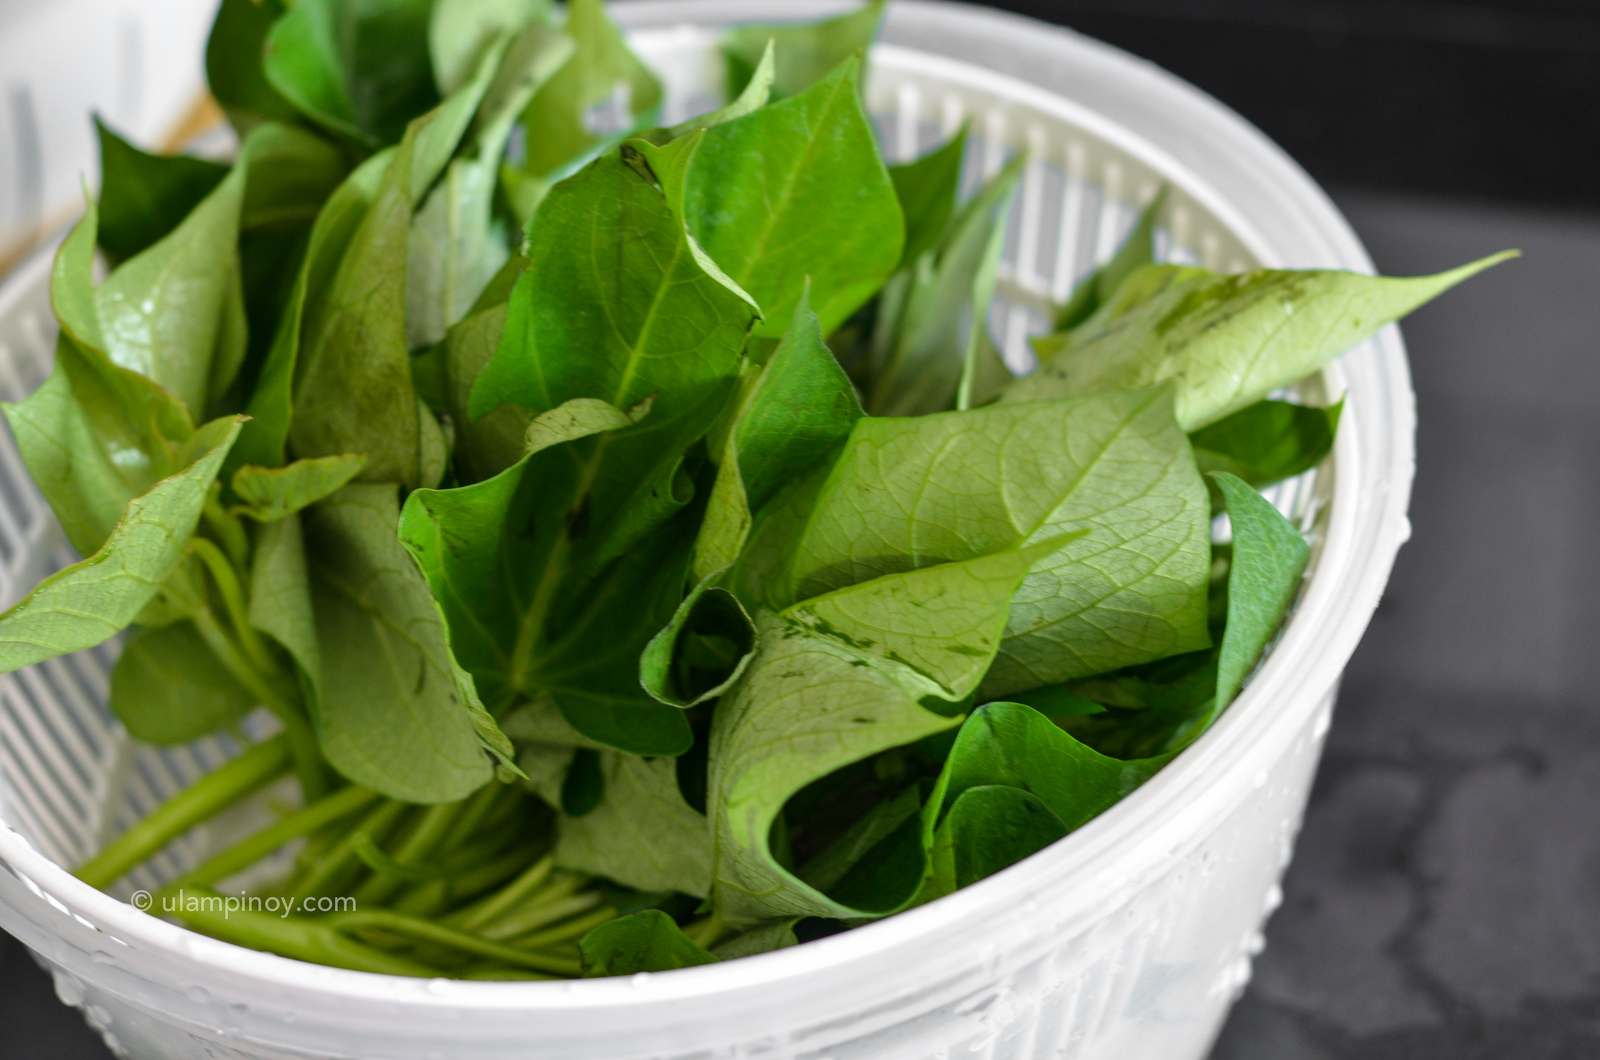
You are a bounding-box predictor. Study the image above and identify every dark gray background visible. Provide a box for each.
[6,1,1600,1056]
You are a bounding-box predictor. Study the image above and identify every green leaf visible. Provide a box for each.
[288,123,439,487]
[1054,187,1166,332]
[709,543,1049,926]
[787,537,1068,701]
[918,699,1167,899]
[248,511,321,714]
[437,256,531,483]
[92,155,248,420]
[304,483,497,803]
[711,918,799,959]
[1191,398,1342,489]
[560,747,604,816]
[470,150,755,433]
[0,417,242,674]
[578,909,718,977]
[206,0,299,134]
[263,0,441,147]
[693,284,861,581]
[866,151,1022,416]
[556,751,713,897]
[400,399,697,754]
[1009,252,1515,431]
[1057,474,1310,757]
[93,116,229,261]
[931,785,1068,891]
[235,146,392,470]
[232,454,367,521]
[3,362,141,556]
[238,122,348,230]
[429,0,552,95]
[887,125,967,270]
[110,621,256,745]
[669,56,902,339]
[407,26,573,348]
[1210,472,1310,708]
[639,576,755,708]
[722,0,887,100]
[516,0,662,177]
[796,781,921,897]
[737,388,1212,695]
[653,39,775,144]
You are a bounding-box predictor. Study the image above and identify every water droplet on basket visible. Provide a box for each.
[85,1003,114,1030]
[425,977,451,996]
[630,972,652,988]
[52,971,86,1006]
[90,950,116,966]
[185,984,209,1004]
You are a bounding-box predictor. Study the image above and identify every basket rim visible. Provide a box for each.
[0,0,1412,1025]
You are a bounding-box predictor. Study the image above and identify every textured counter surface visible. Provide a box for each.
[3,190,1595,1060]
[1212,190,1600,1059]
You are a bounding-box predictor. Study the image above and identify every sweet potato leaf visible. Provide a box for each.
[556,752,713,897]
[887,125,967,271]
[288,122,441,486]
[232,454,367,521]
[929,785,1068,892]
[93,116,229,261]
[1210,472,1310,708]
[264,0,441,147]
[709,542,1052,926]
[579,909,717,976]
[693,284,861,582]
[110,621,256,745]
[867,152,1022,416]
[736,387,1212,694]
[407,25,573,348]
[400,399,697,754]
[640,576,755,709]
[0,417,242,673]
[248,511,322,716]
[1191,398,1342,489]
[206,0,299,134]
[304,483,498,803]
[1010,252,1515,430]
[668,56,902,339]
[516,0,661,177]
[1054,187,1166,332]
[722,0,886,100]
[429,0,553,96]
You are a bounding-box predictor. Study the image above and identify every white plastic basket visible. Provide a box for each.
[0,2,1415,1058]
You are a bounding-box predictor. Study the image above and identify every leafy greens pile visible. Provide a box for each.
[0,0,1506,978]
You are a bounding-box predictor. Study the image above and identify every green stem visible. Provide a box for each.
[288,799,408,902]
[682,910,724,950]
[447,854,554,932]
[436,781,506,855]
[77,735,292,889]
[191,536,274,674]
[326,910,582,976]
[162,886,437,976]
[203,492,251,572]
[481,889,603,942]
[389,845,537,919]
[510,904,617,951]
[353,801,466,907]
[191,607,327,800]
[457,967,561,981]
[168,785,379,891]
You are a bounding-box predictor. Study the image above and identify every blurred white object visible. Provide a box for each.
[0,2,1415,1058]
[0,0,218,274]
